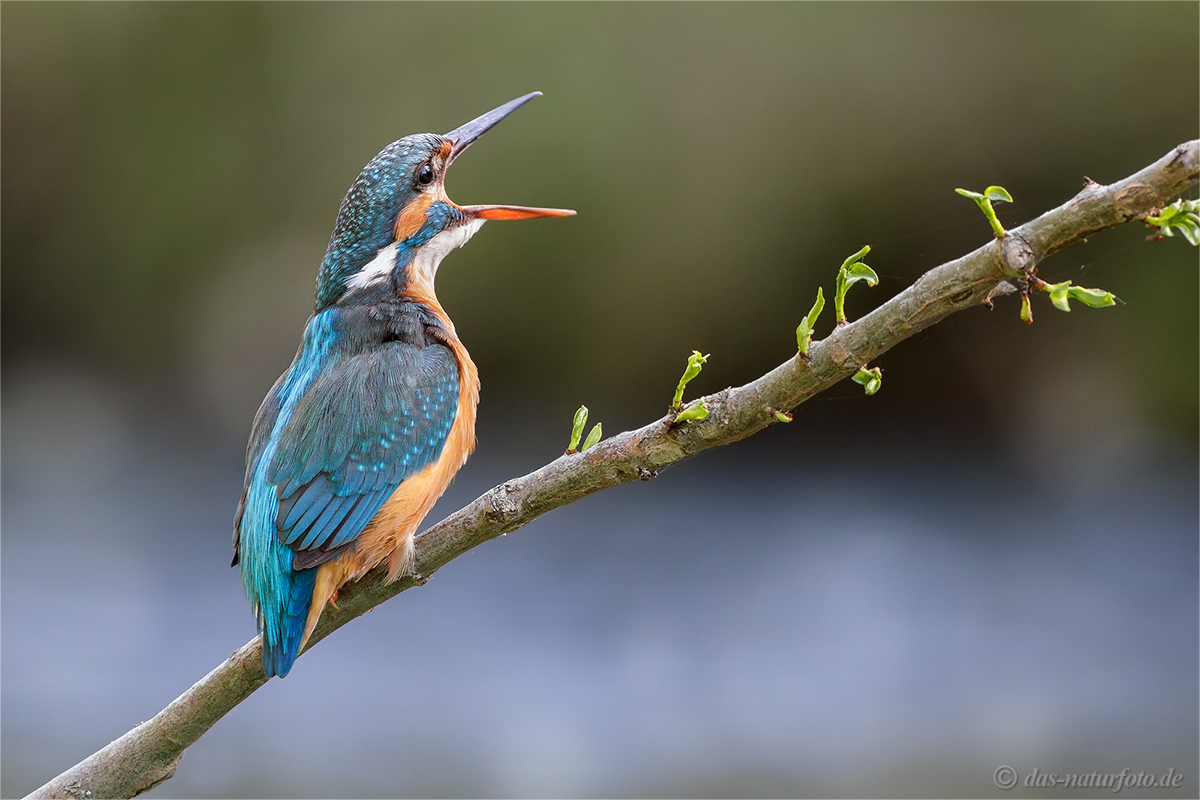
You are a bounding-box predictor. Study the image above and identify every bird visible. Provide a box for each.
[232,92,574,678]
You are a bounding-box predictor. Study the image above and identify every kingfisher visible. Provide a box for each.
[233,92,574,678]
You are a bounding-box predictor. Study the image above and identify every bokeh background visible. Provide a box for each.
[3,4,1197,798]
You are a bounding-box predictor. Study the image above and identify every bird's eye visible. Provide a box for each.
[417,162,435,187]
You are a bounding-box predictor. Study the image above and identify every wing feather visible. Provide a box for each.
[328,490,389,548]
[267,341,460,564]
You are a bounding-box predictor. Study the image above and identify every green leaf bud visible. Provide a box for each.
[568,405,588,452]
[581,423,603,452]
[834,246,876,324]
[852,366,882,395]
[796,287,825,356]
[674,401,709,424]
[672,350,709,410]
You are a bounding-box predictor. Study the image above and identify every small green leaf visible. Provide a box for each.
[581,422,603,452]
[796,320,815,357]
[957,185,1010,238]
[843,262,879,287]
[674,400,709,423]
[1045,280,1073,312]
[1020,292,1033,324]
[672,350,709,410]
[772,410,793,423]
[796,287,825,356]
[834,245,875,324]
[1039,279,1117,312]
[984,185,1013,203]
[852,366,882,395]
[568,405,588,452]
[1067,286,1117,308]
[1146,198,1200,246]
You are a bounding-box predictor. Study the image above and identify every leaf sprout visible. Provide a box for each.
[834,246,878,325]
[796,287,825,356]
[852,366,882,395]
[956,185,1013,238]
[567,405,589,453]
[672,350,709,411]
[1145,198,1200,245]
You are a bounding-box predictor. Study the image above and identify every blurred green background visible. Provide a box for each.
[3,3,1197,798]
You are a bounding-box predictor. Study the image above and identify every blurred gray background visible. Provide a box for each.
[3,4,1197,798]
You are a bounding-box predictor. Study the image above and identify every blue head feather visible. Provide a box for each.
[315,133,447,311]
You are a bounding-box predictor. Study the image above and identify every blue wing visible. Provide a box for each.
[267,341,460,568]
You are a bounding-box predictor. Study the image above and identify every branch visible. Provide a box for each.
[28,140,1198,800]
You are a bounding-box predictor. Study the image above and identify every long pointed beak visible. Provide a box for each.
[458,204,575,221]
[444,92,576,221]
[444,91,542,166]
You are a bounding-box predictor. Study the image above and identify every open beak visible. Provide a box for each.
[443,92,576,222]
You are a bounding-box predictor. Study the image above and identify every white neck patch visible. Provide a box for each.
[343,218,486,293]
[408,217,486,289]
[344,241,400,291]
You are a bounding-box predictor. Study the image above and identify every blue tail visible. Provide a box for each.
[240,443,319,678]
[263,566,317,678]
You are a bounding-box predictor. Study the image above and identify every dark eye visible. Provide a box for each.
[417,162,435,186]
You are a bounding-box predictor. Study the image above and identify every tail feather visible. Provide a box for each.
[263,566,317,678]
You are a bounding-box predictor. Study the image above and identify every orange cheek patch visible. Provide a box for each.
[393,192,435,241]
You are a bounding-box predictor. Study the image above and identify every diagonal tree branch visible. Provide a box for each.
[28,140,1198,800]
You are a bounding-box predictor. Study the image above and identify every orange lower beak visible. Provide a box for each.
[460,204,576,221]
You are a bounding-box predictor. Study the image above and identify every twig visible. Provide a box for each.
[27,139,1198,800]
